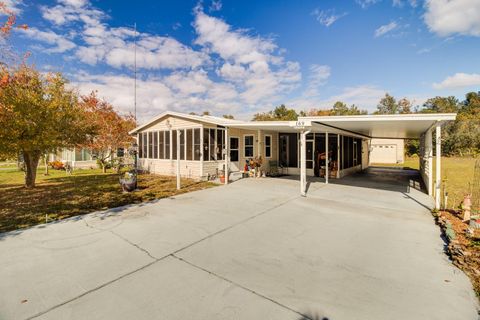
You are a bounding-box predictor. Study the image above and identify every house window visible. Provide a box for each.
[209,129,215,160]
[159,131,165,159]
[194,128,200,161]
[186,129,193,161]
[148,132,154,158]
[172,130,177,160]
[179,129,185,160]
[138,133,143,158]
[142,132,148,159]
[165,131,170,159]
[230,137,239,162]
[265,135,272,158]
[153,131,158,159]
[244,135,254,157]
[216,129,224,160]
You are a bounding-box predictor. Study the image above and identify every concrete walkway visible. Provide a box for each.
[0,169,478,320]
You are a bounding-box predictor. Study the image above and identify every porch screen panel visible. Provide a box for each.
[279,133,298,167]
[159,131,165,159]
[216,129,224,160]
[138,134,143,158]
[194,128,200,161]
[179,130,185,160]
[209,129,215,160]
[143,133,148,159]
[203,128,209,161]
[153,131,158,159]
[172,130,177,160]
[148,132,153,158]
[186,129,193,161]
[165,131,170,159]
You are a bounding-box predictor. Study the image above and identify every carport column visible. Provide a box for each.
[435,123,441,210]
[325,132,329,184]
[300,130,309,197]
[176,130,181,190]
[224,128,229,185]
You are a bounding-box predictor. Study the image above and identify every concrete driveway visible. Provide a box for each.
[0,169,478,320]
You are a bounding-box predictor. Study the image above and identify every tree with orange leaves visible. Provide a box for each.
[80,92,136,173]
[0,65,95,187]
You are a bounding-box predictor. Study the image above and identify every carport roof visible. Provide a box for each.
[298,113,457,139]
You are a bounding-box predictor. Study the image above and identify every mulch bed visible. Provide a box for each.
[434,210,480,298]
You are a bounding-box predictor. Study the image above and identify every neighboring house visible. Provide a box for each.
[370,138,404,164]
[49,148,97,169]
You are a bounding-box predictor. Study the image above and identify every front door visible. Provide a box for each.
[230,137,240,171]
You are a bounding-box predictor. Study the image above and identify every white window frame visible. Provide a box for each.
[264,134,272,159]
[244,134,254,158]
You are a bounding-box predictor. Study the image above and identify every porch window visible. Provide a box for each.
[148,132,154,158]
[203,128,209,160]
[265,135,272,158]
[217,129,224,160]
[159,131,165,159]
[153,131,158,159]
[179,129,185,160]
[165,131,170,159]
[244,135,254,157]
[172,130,177,160]
[186,129,193,161]
[194,128,201,161]
[138,133,143,158]
[209,129,216,160]
[142,132,148,159]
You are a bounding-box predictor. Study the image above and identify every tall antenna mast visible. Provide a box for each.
[134,22,137,121]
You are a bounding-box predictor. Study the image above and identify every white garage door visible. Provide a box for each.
[371,144,397,164]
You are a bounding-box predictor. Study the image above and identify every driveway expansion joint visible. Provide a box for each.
[171,254,314,320]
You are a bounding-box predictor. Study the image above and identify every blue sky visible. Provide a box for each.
[8,0,480,121]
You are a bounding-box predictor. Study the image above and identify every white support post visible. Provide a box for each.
[426,129,433,196]
[337,134,340,179]
[300,130,310,196]
[325,132,329,184]
[224,128,229,185]
[435,123,441,210]
[176,130,181,190]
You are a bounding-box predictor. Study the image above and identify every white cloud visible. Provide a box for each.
[209,0,222,12]
[433,72,480,89]
[311,8,347,27]
[0,0,23,15]
[18,27,76,53]
[424,0,480,37]
[303,64,331,97]
[41,0,103,26]
[193,9,301,105]
[393,0,417,7]
[374,21,398,37]
[356,0,381,8]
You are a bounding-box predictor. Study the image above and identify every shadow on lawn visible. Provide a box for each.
[0,172,215,237]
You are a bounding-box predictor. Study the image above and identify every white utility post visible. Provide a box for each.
[224,129,229,185]
[325,132,329,184]
[300,130,310,196]
[176,130,181,190]
[435,123,441,210]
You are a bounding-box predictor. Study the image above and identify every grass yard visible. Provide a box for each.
[373,156,478,209]
[0,167,217,233]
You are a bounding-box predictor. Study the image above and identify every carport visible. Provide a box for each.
[297,113,457,209]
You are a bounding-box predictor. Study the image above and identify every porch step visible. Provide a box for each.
[229,171,243,182]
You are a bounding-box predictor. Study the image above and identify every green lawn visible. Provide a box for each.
[373,156,478,210]
[0,167,217,233]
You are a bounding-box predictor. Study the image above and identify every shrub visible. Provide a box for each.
[48,160,65,170]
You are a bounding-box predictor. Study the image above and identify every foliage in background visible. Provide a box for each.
[0,65,95,187]
[80,91,136,173]
[253,104,299,121]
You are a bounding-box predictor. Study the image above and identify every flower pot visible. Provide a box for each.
[220,176,225,183]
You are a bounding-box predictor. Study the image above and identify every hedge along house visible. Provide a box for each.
[129,111,456,209]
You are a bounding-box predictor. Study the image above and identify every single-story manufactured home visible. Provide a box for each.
[129,111,456,209]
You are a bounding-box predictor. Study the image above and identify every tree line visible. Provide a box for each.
[252,92,480,157]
